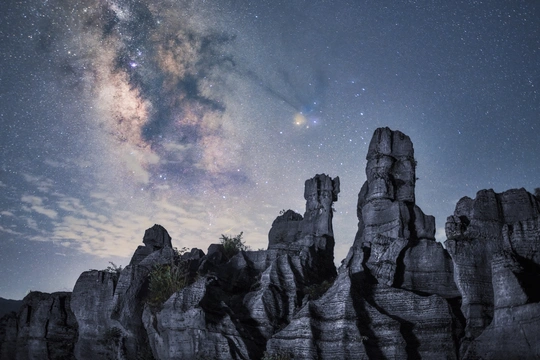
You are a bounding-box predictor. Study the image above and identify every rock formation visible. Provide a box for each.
[0,292,77,360]
[267,128,462,359]
[0,298,22,318]
[142,174,340,359]
[1,127,539,359]
[445,188,540,358]
[72,224,175,360]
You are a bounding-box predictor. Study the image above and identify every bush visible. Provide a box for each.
[146,262,188,308]
[220,232,249,259]
[173,247,190,257]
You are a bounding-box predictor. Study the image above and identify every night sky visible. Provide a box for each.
[1,0,539,300]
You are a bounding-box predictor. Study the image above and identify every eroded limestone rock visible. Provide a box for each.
[445,188,540,357]
[269,128,461,359]
[3,128,540,359]
[143,174,340,359]
[0,292,77,360]
[72,224,175,360]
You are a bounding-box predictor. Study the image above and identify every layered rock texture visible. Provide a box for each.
[142,174,340,360]
[445,188,540,358]
[1,127,539,359]
[0,292,77,360]
[267,128,463,359]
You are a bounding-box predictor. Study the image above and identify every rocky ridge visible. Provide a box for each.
[1,127,539,359]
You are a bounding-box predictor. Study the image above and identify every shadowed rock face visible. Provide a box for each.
[345,128,458,297]
[0,292,78,360]
[269,127,462,359]
[445,188,540,358]
[1,128,540,359]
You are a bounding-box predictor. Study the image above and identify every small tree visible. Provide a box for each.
[220,232,248,259]
[104,262,123,275]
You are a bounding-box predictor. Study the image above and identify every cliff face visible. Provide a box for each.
[1,127,539,359]
[267,128,462,359]
[445,188,540,358]
[72,224,175,360]
[0,292,77,360]
[142,174,340,360]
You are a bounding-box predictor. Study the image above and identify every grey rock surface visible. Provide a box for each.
[268,127,461,359]
[0,291,77,360]
[2,128,540,359]
[143,174,340,359]
[71,270,121,359]
[0,312,17,360]
[445,187,540,358]
[72,224,175,360]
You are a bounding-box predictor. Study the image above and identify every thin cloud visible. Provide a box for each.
[21,195,58,219]
[22,174,56,193]
[0,225,24,236]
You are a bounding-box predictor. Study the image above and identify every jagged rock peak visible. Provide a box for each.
[367,127,414,160]
[304,173,340,205]
[303,174,340,237]
[347,127,449,295]
[129,224,173,266]
[143,224,172,250]
[364,127,416,203]
[268,174,340,248]
[272,210,303,225]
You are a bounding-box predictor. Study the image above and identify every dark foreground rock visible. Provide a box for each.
[0,292,77,360]
[1,127,539,359]
[0,298,22,318]
[445,187,540,358]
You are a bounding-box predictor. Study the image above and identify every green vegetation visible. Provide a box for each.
[220,231,249,259]
[145,232,247,308]
[146,262,189,308]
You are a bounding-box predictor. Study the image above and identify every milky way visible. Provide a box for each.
[1,0,539,299]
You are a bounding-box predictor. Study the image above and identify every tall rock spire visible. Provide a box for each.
[344,127,454,295]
